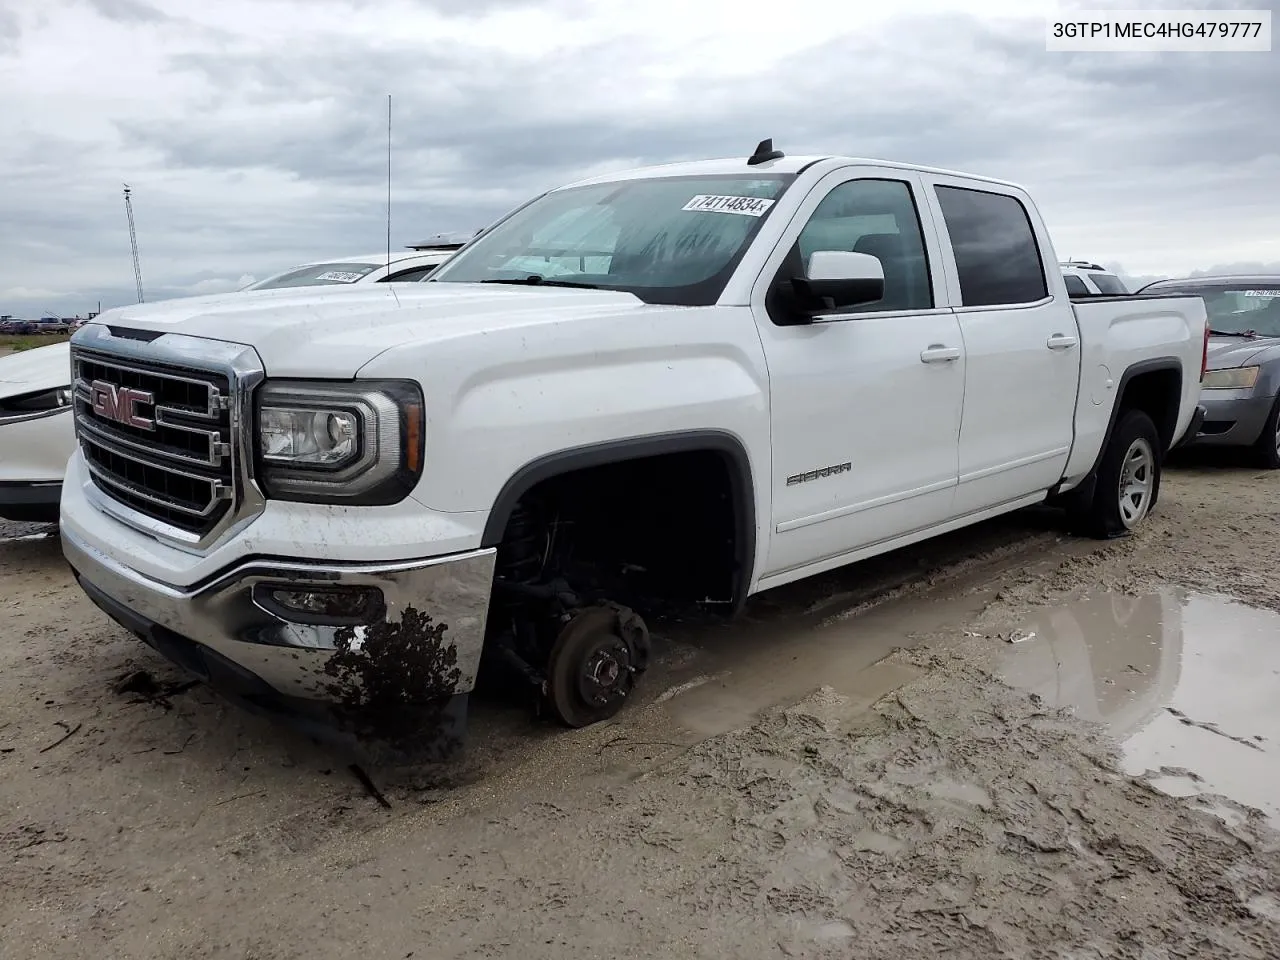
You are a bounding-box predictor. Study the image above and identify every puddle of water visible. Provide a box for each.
[650,545,1074,740]
[655,583,991,738]
[998,589,1280,826]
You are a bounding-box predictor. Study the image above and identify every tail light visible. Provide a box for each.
[1201,321,1210,381]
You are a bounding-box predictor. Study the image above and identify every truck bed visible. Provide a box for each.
[1060,293,1208,485]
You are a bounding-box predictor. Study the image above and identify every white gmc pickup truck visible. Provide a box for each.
[60,140,1209,757]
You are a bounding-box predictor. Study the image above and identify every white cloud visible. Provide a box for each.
[0,0,1276,316]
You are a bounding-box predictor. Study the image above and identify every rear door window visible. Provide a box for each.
[935,186,1048,306]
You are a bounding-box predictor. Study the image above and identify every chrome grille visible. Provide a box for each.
[71,341,241,540]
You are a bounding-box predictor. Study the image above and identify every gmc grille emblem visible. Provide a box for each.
[89,380,155,431]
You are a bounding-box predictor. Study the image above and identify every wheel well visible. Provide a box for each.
[483,435,755,614]
[1046,359,1183,513]
[1117,365,1182,451]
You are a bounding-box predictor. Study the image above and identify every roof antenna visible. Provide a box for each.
[385,93,399,305]
[747,138,784,166]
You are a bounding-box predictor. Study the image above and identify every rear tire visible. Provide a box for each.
[1073,408,1162,540]
[1252,396,1280,469]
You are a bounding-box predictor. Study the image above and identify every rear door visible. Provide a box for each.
[751,169,966,582]
[919,178,1080,515]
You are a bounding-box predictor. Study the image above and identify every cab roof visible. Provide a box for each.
[557,153,1027,193]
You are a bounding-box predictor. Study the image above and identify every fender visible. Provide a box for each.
[1051,356,1183,506]
[480,429,757,613]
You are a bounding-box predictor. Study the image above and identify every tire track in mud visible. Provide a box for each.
[135,645,1280,960]
[5,466,1280,958]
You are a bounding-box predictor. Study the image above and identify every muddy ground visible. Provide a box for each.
[3,454,1280,959]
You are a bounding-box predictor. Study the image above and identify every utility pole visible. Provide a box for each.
[123,184,144,303]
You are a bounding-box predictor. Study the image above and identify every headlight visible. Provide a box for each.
[1202,366,1260,389]
[255,380,424,505]
[261,408,360,466]
[0,386,72,420]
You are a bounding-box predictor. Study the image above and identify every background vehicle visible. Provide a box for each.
[59,141,1207,756]
[0,343,74,522]
[1137,274,1280,467]
[1061,261,1129,296]
[243,241,464,290]
[1,317,36,334]
[0,244,470,512]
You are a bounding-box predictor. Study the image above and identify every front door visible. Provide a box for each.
[752,170,966,584]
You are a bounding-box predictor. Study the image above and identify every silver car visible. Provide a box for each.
[1136,275,1280,468]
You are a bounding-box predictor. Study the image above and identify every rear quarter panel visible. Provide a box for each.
[1062,295,1206,483]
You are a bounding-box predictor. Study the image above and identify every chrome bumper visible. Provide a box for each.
[63,525,496,751]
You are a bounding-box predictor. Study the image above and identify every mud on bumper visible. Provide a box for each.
[62,526,496,760]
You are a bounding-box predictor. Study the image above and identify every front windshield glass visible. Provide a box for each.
[1148,282,1280,336]
[428,174,796,306]
[248,262,381,290]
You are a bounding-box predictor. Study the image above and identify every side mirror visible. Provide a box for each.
[793,250,884,311]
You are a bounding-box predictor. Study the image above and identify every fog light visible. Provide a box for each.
[253,583,386,626]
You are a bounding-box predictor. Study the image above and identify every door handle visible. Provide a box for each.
[920,345,961,363]
[1046,333,1078,350]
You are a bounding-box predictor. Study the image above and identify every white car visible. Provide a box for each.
[1061,260,1129,296]
[0,342,73,522]
[60,141,1208,752]
[243,245,461,290]
[0,245,468,522]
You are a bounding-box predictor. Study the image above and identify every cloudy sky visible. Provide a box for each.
[1,0,1277,317]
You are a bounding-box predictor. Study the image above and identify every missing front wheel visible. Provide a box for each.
[545,602,651,728]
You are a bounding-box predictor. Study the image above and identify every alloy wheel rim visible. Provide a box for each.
[1118,438,1155,528]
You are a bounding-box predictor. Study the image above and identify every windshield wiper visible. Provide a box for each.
[480,275,601,289]
[1208,328,1260,338]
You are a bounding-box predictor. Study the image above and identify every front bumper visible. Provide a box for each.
[1186,392,1276,447]
[0,480,62,523]
[62,525,497,756]
[0,406,75,522]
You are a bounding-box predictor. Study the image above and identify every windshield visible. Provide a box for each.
[1146,282,1280,337]
[247,262,382,290]
[1089,272,1128,295]
[427,174,796,305]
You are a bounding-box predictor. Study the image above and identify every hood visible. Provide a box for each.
[0,341,71,397]
[81,283,656,377]
[1206,334,1280,370]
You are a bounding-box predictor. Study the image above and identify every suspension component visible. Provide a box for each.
[545,602,651,728]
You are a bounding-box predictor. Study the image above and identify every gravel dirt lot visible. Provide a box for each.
[3,457,1280,959]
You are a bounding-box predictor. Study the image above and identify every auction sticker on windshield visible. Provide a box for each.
[315,271,367,283]
[682,195,776,217]
[1243,289,1280,297]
